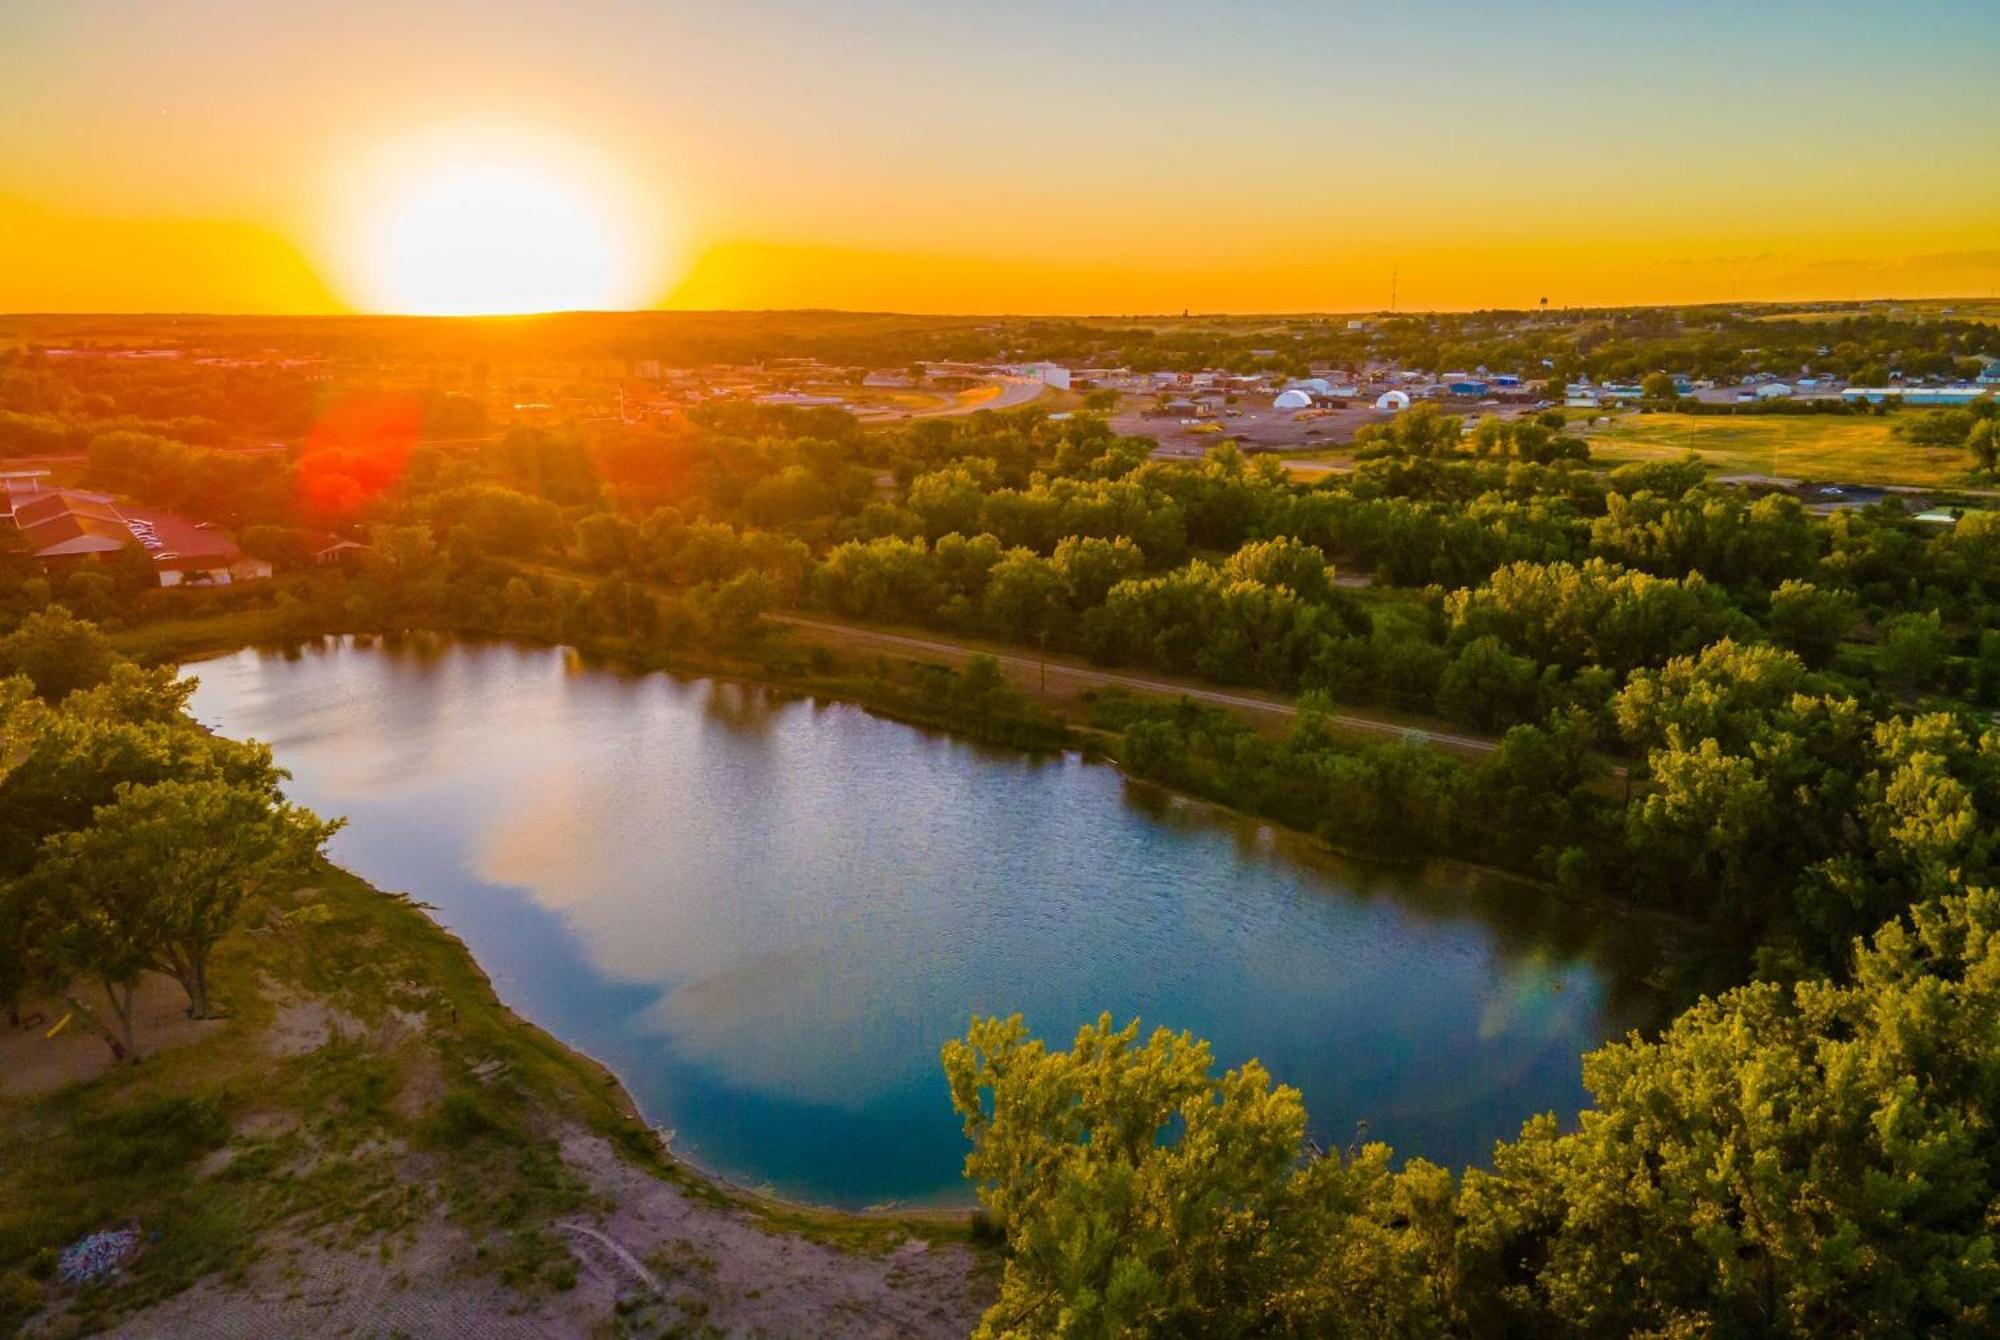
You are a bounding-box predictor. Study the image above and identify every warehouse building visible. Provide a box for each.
[6,487,271,587]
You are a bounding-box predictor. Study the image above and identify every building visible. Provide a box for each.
[314,538,370,566]
[1,469,57,517]
[1755,382,1795,400]
[1017,363,1071,391]
[7,488,270,587]
[1273,389,1313,410]
[1375,390,1411,411]
[1842,386,1988,407]
[12,490,130,560]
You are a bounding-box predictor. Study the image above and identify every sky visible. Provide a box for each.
[1,0,1997,315]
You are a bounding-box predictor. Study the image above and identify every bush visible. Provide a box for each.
[75,1095,228,1177]
[420,1089,512,1148]
[0,1271,42,1334]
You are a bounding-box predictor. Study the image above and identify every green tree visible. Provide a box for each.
[1877,609,1951,691]
[1967,417,1998,475]
[1765,579,1857,665]
[950,890,2000,1338]
[573,512,637,572]
[1436,636,1541,731]
[0,606,114,701]
[942,1012,1448,1338]
[1459,887,2000,1336]
[25,779,335,1024]
[982,549,1068,642]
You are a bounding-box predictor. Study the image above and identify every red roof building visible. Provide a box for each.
[6,488,272,587]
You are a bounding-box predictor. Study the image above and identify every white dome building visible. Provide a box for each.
[1375,390,1411,411]
[1273,389,1313,410]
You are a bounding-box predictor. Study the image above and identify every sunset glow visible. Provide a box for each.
[0,1,1996,314]
[335,131,657,315]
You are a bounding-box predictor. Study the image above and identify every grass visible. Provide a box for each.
[106,606,298,663]
[1583,411,1968,486]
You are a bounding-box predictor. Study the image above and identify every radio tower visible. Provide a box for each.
[1390,268,1398,313]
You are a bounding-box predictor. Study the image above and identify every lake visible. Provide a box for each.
[185,634,1661,1208]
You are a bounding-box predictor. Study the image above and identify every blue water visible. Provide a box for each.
[185,634,1660,1208]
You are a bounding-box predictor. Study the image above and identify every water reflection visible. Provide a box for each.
[186,636,1664,1207]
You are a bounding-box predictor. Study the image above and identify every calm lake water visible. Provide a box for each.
[186,634,1662,1208]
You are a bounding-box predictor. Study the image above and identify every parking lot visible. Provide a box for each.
[1111,398,1394,458]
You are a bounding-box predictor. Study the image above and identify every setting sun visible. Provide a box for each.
[339,131,659,315]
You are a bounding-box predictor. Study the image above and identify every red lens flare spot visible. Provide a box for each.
[297,394,424,524]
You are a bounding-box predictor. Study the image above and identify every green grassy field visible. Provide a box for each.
[1583,412,1967,486]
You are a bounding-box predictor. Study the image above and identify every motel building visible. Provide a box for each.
[3,471,271,588]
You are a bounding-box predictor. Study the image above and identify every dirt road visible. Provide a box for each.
[766,613,1501,755]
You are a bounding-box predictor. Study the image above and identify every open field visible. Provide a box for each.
[1750,300,2000,327]
[1581,412,1967,486]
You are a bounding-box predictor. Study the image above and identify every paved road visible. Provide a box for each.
[910,375,1048,417]
[766,612,1500,755]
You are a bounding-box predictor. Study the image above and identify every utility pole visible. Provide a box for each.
[1390,268,1398,314]
[1038,630,1048,699]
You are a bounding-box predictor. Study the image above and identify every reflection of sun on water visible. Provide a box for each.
[335,127,668,315]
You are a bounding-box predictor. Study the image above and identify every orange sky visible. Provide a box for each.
[3,1,1996,315]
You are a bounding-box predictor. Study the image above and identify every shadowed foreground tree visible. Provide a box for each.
[946,887,2000,1338]
[18,779,336,1053]
[51,779,333,1022]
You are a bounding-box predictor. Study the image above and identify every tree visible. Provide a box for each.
[0,880,52,1028]
[573,512,637,571]
[0,606,114,701]
[942,1012,1448,1338]
[1436,636,1541,731]
[1625,737,1774,911]
[1877,609,1951,691]
[1612,638,1809,754]
[1459,887,2000,1337]
[0,701,283,877]
[948,890,2000,1338]
[1640,371,1678,402]
[981,549,1067,642]
[1967,417,1998,476]
[694,570,778,646]
[24,779,335,1028]
[1765,579,1857,665]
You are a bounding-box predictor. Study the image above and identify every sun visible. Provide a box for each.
[341,130,659,315]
